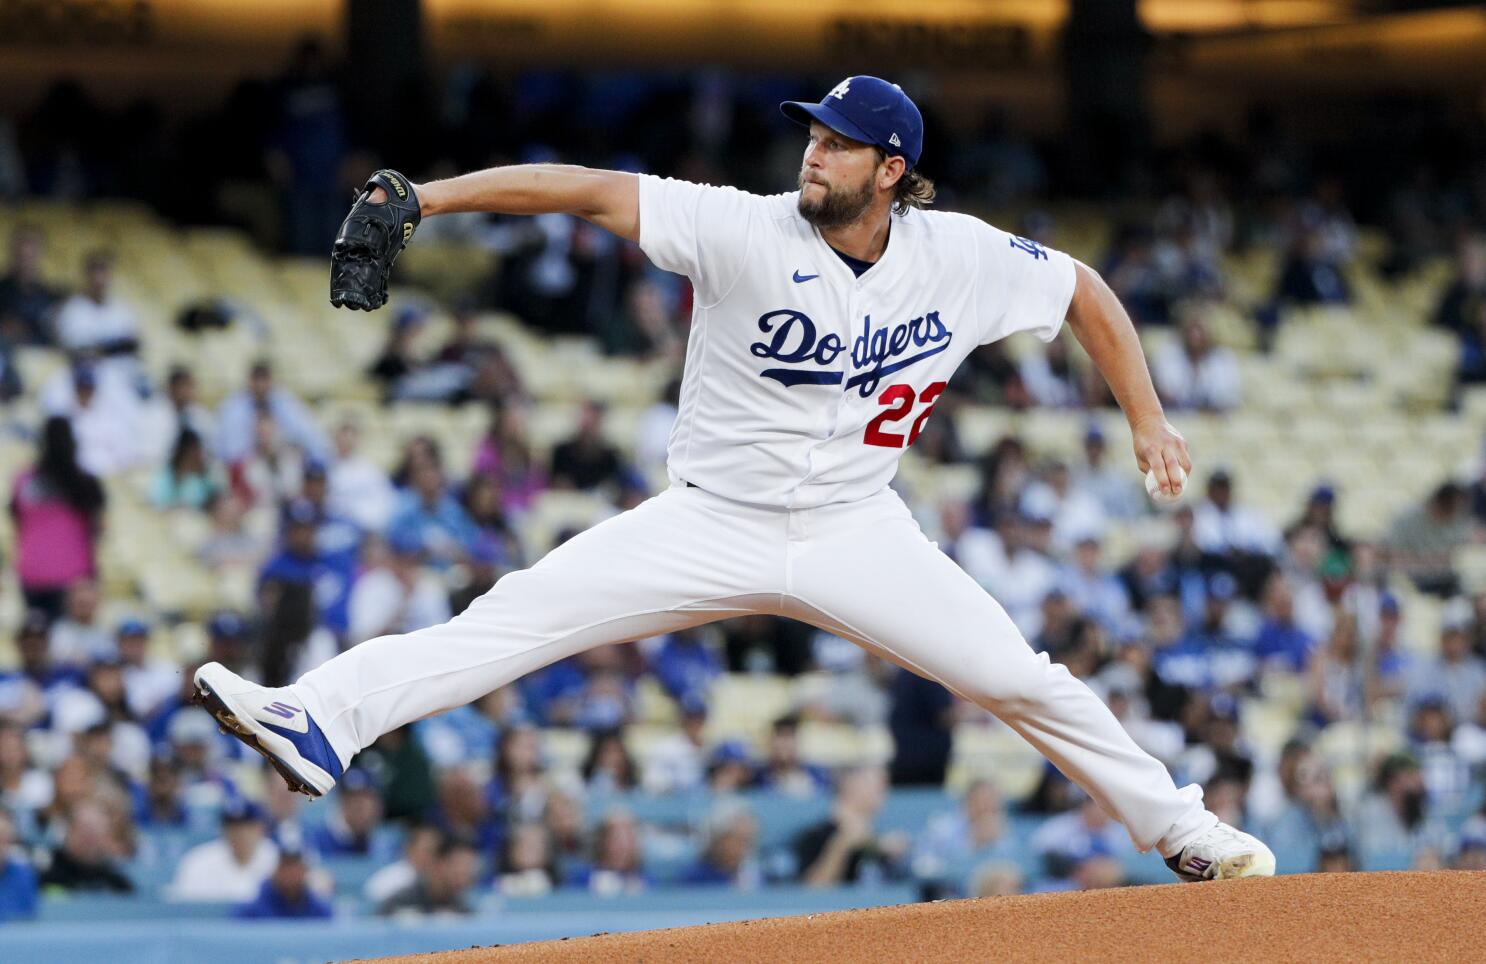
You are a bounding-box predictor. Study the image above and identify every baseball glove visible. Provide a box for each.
[329,169,422,311]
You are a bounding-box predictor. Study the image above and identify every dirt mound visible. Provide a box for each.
[379,871,1483,962]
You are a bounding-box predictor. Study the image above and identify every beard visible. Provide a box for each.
[797,170,875,228]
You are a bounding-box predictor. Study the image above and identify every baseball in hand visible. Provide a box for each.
[1145,466,1187,505]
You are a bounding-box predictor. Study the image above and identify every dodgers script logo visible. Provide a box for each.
[751,309,952,397]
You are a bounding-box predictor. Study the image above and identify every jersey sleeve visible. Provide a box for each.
[975,220,1078,345]
[637,174,758,307]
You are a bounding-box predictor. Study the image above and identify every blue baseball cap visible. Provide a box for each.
[781,76,924,169]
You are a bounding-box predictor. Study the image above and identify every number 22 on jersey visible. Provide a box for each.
[864,380,947,448]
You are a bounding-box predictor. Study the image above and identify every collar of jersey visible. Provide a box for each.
[806,210,906,289]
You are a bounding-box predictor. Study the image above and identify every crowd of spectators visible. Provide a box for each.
[3,58,1486,921]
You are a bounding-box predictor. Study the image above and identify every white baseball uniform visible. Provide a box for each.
[291,175,1218,856]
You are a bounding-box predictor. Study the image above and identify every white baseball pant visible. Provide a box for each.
[291,482,1217,855]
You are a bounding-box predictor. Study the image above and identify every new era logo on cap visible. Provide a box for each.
[889,133,901,147]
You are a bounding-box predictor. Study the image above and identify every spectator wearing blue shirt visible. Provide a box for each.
[0,810,38,921]
[0,612,86,729]
[215,360,329,465]
[306,769,397,860]
[1251,573,1316,673]
[388,461,481,570]
[258,499,348,643]
[1154,572,1255,692]
[683,805,761,888]
[564,810,649,896]
[649,627,721,707]
[234,846,333,920]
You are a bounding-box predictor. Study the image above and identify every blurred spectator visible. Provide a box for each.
[549,399,626,494]
[461,473,521,572]
[1027,793,1132,891]
[1071,425,1143,521]
[216,360,329,465]
[306,769,396,860]
[1305,615,1365,727]
[933,498,1006,589]
[41,361,145,475]
[706,740,755,794]
[1386,483,1472,596]
[568,810,647,895]
[0,724,51,836]
[911,780,1018,894]
[1017,338,1082,409]
[417,687,525,769]
[1251,573,1317,673]
[634,376,681,484]
[798,633,891,726]
[641,696,708,794]
[1353,753,1452,870]
[368,307,428,398]
[1273,222,1350,307]
[0,809,37,921]
[234,845,333,919]
[427,767,502,857]
[988,511,1059,635]
[10,417,105,618]
[1154,573,1254,692]
[537,790,586,884]
[39,799,132,893]
[47,579,109,667]
[389,460,480,569]
[378,835,481,917]
[168,799,277,902]
[1434,234,1486,336]
[1192,469,1281,560]
[472,404,547,516]
[583,728,639,795]
[151,429,224,510]
[364,823,441,906]
[1152,309,1241,412]
[143,367,216,463]
[649,627,721,709]
[887,668,955,787]
[795,766,906,887]
[2,611,84,727]
[1287,484,1351,562]
[1405,613,1486,730]
[267,39,348,256]
[0,225,59,346]
[755,713,830,797]
[1407,697,1471,816]
[327,419,398,532]
[1102,224,1171,325]
[258,501,343,673]
[348,529,451,643]
[233,412,307,507]
[197,492,272,573]
[1454,691,1486,769]
[498,821,556,897]
[684,804,761,888]
[53,251,139,363]
[358,727,436,823]
[1059,533,1133,637]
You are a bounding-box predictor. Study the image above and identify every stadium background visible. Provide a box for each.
[3,0,1486,959]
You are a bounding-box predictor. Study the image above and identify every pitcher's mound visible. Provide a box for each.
[379,871,1484,962]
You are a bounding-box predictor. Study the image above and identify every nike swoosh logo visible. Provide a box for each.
[792,271,819,283]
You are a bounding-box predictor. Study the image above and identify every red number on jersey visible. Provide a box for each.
[864,380,948,449]
[864,384,916,448]
[908,381,947,445]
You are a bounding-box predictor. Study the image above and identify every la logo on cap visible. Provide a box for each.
[828,79,851,100]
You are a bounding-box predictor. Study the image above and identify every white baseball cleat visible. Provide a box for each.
[1165,822,1277,882]
[191,661,342,798]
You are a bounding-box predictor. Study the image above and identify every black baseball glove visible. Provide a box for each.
[329,169,422,311]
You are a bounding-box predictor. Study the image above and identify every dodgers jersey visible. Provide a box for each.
[637,174,1077,509]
